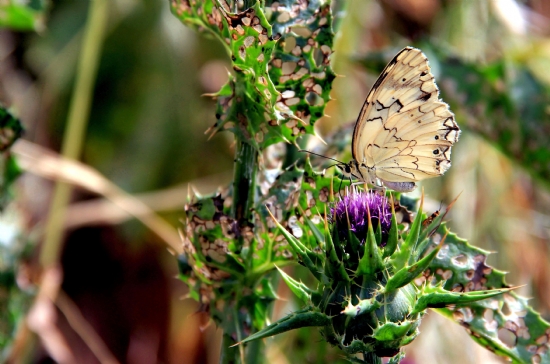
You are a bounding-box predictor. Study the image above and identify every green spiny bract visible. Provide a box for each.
[241,190,509,362]
[315,191,421,358]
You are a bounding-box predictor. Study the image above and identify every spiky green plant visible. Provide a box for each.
[239,189,513,362]
[170,2,550,363]
[171,0,336,362]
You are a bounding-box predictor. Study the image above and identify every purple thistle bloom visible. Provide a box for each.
[330,191,392,245]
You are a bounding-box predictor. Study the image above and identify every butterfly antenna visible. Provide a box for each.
[298,149,346,165]
[327,162,344,170]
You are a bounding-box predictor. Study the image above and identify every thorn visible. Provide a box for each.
[201,92,218,98]
[437,231,448,249]
[190,184,201,198]
[441,191,462,220]
[313,132,328,145]
[205,126,220,141]
[293,115,307,126]
[265,205,278,222]
[506,284,526,290]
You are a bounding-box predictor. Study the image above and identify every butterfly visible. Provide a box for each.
[338,46,460,192]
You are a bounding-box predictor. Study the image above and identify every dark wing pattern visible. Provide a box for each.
[352,47,460,183]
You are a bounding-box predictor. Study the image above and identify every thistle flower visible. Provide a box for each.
[242,191,511,363]
[331,191,391,246]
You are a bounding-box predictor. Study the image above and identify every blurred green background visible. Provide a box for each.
[1,0,550,363]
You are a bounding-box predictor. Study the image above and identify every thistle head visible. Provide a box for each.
[331,191,392,245]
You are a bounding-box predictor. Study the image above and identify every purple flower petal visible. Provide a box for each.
[330,191,391,245]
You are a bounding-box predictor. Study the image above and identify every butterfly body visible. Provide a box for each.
[342,46,460,192]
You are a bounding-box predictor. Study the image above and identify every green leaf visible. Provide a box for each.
[275,266,313,305]
[0,0,48,31]
[356,213,383,277]
[382,195,399,258]
[171,1,336,149]
[172,1,286,148]
[265,208,323,282]
[411,284,511,315]
[341,296,381,318]
[302,212,325,248]
[324,221,350,282]
[268,0,336,130]
[427,225,550,364]
[391,197,423,270]
[372,321,414,342]
[384,237,444,294]
[238,307,331,345]
[388,352,406,364]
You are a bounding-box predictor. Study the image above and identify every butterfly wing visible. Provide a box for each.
[351,47,460,185]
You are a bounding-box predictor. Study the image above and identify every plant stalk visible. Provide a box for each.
[231,140,257,251]
[363,352,382,364]
[220,331,240,364]
[225,128,261,363]
[41,0,109,268]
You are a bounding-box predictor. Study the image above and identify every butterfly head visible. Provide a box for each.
[336,160,375,185]
[336,163,352,178]
[336,160,362,180]
[338,161,417,192]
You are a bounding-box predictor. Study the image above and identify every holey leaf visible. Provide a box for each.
[170,1,336,149]
[421,225,550,364]
[259,157,352,262]
[171,1,285,148]
[267,0,336,131]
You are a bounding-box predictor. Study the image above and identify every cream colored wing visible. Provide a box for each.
[351,47,460,184]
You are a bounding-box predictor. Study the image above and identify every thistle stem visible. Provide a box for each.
[220,332,240,364]
[283,143,300,169]
[226,135,261,362]
[244,338,262,364]
[231,140,258,252]
[363,352,382,364]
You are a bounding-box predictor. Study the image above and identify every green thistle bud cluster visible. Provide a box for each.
[241,189,509,363]
[320,191,419,358]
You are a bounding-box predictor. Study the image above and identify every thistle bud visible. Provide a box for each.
[330,191,391,246]
[320,191,419,358]
[242,190,508,363]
